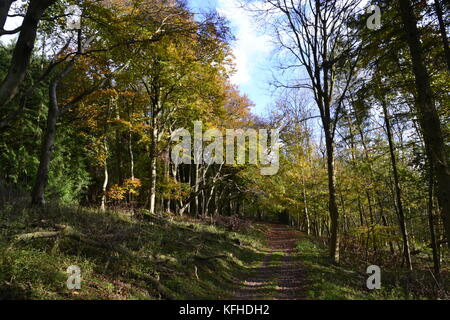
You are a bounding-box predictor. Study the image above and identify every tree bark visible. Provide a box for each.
[434,0,450,72]
[190,163,199,216]
[302,175,310,235]
[0,0,56,108]
[427,146,441,282]
[163,147,171,213]
[399,0,450,248]
[100,140,109,212]
[148,124,157,214]
[325,133,340,264]
[114,102,123,185]
[31,75,60,206]
[129,131,135,180]
[382,100,413,271]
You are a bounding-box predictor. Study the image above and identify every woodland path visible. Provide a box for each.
[235,224,308,300]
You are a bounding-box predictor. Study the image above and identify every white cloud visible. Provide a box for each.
[217,0,273,85]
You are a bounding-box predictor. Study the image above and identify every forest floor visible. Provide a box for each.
[0,203,447,300]
[235,223,450,300]
[0,203,277,300]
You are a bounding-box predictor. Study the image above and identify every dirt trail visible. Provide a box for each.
[235,224,308,300]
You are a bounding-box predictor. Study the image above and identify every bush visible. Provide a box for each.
[213,215,250,232]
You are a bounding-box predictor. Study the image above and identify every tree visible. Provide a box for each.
[30,0,194,206]
[0,0,56,108]
[256,0,363,263]
[433,0,450,72]
[398,0,450,248]
[381,95,412,270]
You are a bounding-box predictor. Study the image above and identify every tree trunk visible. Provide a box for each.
[427,147,441,282]
[381,212,395,255]
[325,133,340,264]
[148,124,157,214]
[100,140,109,212]
[190,163,199,216]
[382,100,413,271]
[115,132,123,184]
[302,175,310,235]
[357,119,395,254]
[366,191,377,253]
[399,0,450,249]
[129,131,135,180]
[205,185,215,218]
[434,0,450,72]
[164,149,171,213]
[0,0,55,108]
[31,76,59,206]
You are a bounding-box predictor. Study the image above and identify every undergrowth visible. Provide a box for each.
[296,236,449,300]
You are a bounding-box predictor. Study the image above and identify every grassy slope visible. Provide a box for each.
[2,203,448,301]
[0,204,268,300]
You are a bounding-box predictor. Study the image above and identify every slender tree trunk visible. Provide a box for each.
[129,131,135,180]
[100,140,109,212]
[217,189,224,216]
[427,147,441,282]
[357,120,395,254]
[434,0,450,72]
[199,165,205,217]
[215,188,220,217]
[148,124,157,214]
[382,101,413,271]
[205,185,215,218]
[128,130,135,211]
[148,97,158,214]
[366,191,377,253]
[325,133,340,264]
[302,175,310,235]
[227,194,232,216]
[31,77,60,206]
[357,196,365,227]
[113,97,123,185]
[399,0,450,248]
[171,162,179,214]
[115,133,123,184]
[31,57,79,206]
[339,192,347,234]
[183,164,191,215]
[190,163,199,216]
[381,212,395,255]
[164,149,171,213]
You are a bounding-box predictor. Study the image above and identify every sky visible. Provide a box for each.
[188,0,276,116]
[2,0,277,117]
